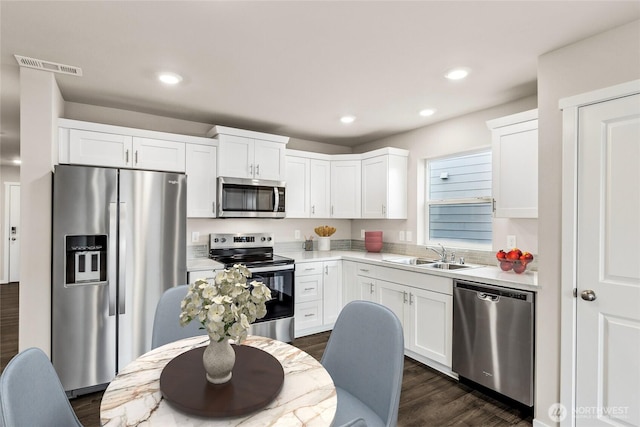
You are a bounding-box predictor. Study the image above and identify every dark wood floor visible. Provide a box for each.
[1,283,532,426]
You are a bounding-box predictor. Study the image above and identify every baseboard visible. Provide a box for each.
[533,418,553,427]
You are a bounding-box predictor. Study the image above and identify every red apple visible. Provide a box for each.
[506,248,522,261]
[513,262,527,274]
[500,260,513,271]
[496,250,507,260]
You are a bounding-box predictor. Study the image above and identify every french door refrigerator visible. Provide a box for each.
[52,164,186,396]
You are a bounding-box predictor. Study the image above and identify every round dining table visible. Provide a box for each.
[100,335,337,426]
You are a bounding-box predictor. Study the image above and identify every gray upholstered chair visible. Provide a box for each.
[151,284,206,349]
[321,300,404,427]
[0,347,83,427]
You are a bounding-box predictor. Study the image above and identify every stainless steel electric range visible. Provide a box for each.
[209,233,294,342]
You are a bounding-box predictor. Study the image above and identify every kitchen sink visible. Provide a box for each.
[420,262,473,270]
[385,257,436,265]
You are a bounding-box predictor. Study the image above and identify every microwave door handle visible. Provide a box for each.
[274,187,279,212]
[108,203,117,316]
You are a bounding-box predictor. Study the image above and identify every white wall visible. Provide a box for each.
[535,19,640,426]
[351,96,539,253]
[0,165,20,282]
[18,68,64,355]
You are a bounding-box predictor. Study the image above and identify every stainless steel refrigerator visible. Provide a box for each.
[52,164,186,396]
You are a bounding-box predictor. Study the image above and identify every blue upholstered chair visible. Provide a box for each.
[151,284,206,349]
[0,347,83,427]
[321,300,404,427]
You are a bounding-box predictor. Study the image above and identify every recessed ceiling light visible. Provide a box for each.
[445,68,470,80]
[12,159,21,165]
[157,72,183,85]
[340,115,356,124]
[419,109,436,117]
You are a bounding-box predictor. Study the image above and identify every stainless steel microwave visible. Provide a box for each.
[217,177,286,218]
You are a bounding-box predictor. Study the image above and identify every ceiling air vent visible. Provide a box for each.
[14,55,83,77]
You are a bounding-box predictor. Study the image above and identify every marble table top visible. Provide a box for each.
[100,335,337,426]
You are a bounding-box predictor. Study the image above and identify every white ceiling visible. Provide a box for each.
[1,1,639,165]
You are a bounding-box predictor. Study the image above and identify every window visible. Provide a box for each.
[426,150,492,246]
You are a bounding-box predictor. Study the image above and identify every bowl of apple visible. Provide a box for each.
[496,248,533,274]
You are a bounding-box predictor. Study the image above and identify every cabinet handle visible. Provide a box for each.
[403,291,408,304]
[382,204,386,215]
[304,267,315,271]
[325,265,328,275]
[304,313,315,318]
[135,150,138,165]
[212,201,216,214]
[256,164,260,175]
[409,293,414,305]
[304,287,314,291]
[312,205,315,215]
[125,149,129,163]
[250,164,254,175]
[359,269,370,273]
[370,283,374,294]
[331,206,334,216]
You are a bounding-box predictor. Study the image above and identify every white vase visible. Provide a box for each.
[317,236,331,251]
[202,337,235,384]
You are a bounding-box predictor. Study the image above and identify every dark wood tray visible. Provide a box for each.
[160,344,284,417]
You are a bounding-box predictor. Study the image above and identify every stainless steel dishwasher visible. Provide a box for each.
[452,280,534,407]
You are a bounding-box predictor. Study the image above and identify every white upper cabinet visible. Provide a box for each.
[331,159,361,218]
[487,109,538,218]
[362,149,408,219]
[186,144,217,218]
[210,126,288,181]
[132,137,185,172]
[285,151,331,218]
[68,129,133,168]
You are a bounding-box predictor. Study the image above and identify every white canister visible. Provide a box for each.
[317,237,331,251]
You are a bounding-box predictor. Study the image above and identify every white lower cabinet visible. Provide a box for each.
[344,261,454,371]
[295,260,342,337]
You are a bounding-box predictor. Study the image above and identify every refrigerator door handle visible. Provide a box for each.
[118,202,127,315]
[108,203,117,316]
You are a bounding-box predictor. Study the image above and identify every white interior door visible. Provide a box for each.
[576,93,640,426]
[8,183,20,282]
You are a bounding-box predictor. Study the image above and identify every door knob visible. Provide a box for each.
[581,290,597,301]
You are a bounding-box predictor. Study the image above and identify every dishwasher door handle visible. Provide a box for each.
[478,292,500,302]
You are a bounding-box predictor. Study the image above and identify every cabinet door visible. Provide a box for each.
[323,261,342,326]
[69,129,132,168]
[296,274,322,303]
[295,301,323,335]
[356,276,376,302]
[285,156,310,218]
[362,155,388,218]
[377,280,407,333]
[132,137,186,172]
[186,144,217,218]
[342,261,358,306]
[310,159,331,218]
[406,287,453,367]
[330,160,361,218]
[254,140,285,181]
[492,120,538,218]
[218,134,253,178]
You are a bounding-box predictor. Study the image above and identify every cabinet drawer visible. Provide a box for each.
[295,301,323,331]
[296,275,322,303]
[296,262,324,276]
[355,263,377,278]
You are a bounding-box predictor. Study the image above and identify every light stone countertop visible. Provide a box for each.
[279,250,538,292]
[100,335,336,426]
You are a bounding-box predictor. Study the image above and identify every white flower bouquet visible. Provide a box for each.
[179,264,272,343]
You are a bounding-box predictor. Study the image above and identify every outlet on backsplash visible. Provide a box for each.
[399,231,405,241]
[406,231,412,242]
[507,235,517,248]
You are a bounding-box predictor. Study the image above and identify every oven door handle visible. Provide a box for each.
[248,264,294,273]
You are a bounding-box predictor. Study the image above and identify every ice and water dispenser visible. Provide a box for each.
[65,235,107,285]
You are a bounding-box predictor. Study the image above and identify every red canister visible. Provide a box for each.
[364,231,383,252]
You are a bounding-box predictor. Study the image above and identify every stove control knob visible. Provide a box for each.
[214,238,219,243]
[261,237,266,242]
[221,238,227,243]
[267,237,272,241]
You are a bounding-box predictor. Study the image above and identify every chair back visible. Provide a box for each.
[321,300,404,426]
[151,285,205,349]
[0,347,82,427]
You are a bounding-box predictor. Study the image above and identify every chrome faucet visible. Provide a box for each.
[427,244,447,262]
